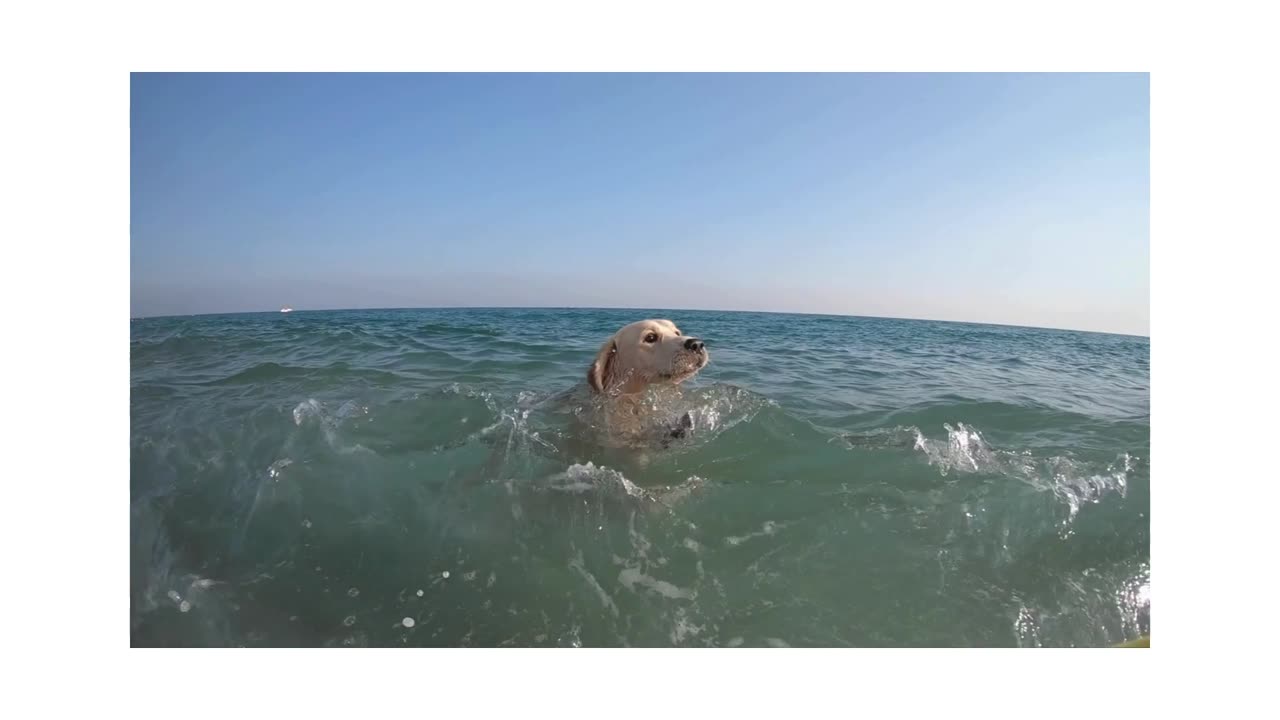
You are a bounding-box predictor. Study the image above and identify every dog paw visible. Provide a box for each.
[667,412,694,440]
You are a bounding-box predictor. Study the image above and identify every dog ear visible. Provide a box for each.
[587,338,617,393]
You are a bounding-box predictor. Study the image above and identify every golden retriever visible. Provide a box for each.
[585,319,709,445]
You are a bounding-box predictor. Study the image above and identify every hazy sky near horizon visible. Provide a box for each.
[131,73,1148,335]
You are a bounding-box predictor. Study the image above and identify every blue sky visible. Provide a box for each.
[131,73,1148,334]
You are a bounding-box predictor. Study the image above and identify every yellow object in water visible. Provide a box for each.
[1113,635,1149,648]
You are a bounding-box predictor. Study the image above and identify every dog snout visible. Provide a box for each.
[684,337,705,352]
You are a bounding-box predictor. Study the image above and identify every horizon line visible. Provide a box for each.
[129,304,1150,339]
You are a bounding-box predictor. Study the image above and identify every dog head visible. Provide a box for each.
[587,319,709,395]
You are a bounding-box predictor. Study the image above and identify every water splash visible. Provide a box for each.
[291,398,373,455]
[912,422,999,475]
[895,422,1135,528]
[546,462,645,498]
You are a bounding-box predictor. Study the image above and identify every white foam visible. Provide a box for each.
[911,423,999,474]
[292,399,374,455]
[656,476,706,506]
[1014,603,1041,648]
[548,482,597,493]
[570,552,619,617]
[618,567,692,600]
[402,617,415,628]
[626,511,654,561]
[549,462,646,499]
[293,399,322,426]
[267,458,293,479]
[725,521,783,547]
[669,607,704,644]
[910,423,1135,528]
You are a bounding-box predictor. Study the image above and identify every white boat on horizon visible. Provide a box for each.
[280,306,293,313]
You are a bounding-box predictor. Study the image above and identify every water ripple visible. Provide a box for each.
[131,308,1148,647]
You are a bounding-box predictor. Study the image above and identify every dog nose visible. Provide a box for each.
[684,337,705,352]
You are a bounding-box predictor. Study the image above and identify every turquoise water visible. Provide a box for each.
[130,308,1150,647]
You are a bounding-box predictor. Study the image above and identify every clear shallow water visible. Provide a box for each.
[130,308,1149,647]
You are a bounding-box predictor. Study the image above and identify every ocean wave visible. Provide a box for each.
[132,334,222,355]
[539,462,708,508]
[201,362,406,386]
[556,382,778,454]
[131,309,1148,647]
[1012,561,1149,647]
[840,421,1135,529]
[680,384,776,438]
[417,322,503,338]
[546,462,646,497]
[290,398,375,455]
[419,382,781,473]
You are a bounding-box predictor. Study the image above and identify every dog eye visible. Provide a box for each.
[643,332,658,343]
